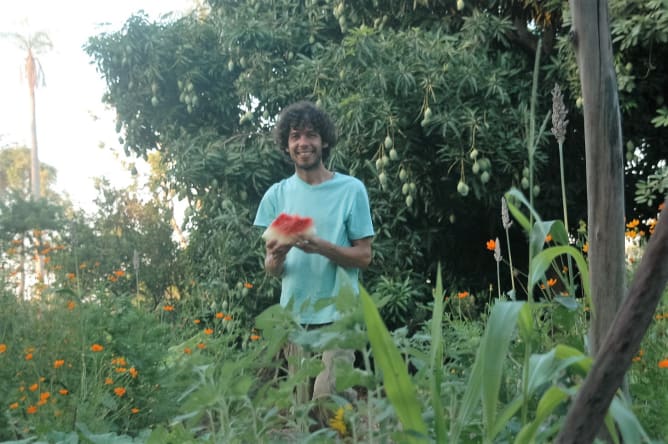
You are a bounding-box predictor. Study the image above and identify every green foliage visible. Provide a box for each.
[84,0,562,321]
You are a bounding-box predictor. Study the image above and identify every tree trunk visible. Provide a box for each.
[569,0,626,356]
[26,48,41,200]
[555,198,668,443]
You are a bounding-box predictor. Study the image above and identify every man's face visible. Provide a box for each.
[287,126,326,171]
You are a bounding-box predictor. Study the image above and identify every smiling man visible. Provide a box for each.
[253,100,374,424]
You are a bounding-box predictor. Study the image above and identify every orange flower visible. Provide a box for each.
[115,367,127,373]
[204,328,214,335]
[29,383,39,392]
[9,402,19,410]
[626,218,640,229]
[194,319,201,324]
[79,262,87,270]
[66,272,76,280]
[131,407,140,414]
[91,344,104,352]
[184,347,192,355]
[0,343,6,353]
[250,334,261,341]
[59,389,68,396]
[224,314,232,321]
[104,377,113,385]
[544,234,553,243]
[129,367,138,378]
[457,291,469,299]
[113,269,125,277]
[54,359,65,369]
[659,359,668,369]
[547,278,557,287]
[26,405,38,414]
[659,202,665,212]
[114,387,126,397]
[111,357,127,366]
[485,239,496,251]
[39,392,50,402]
[163,305,175,312]
[244,282,253,289]
[37,399,48,407]
[197,342,206,350]
[25,353,33,361]
[215,312,224,319]
[582,242,589,253]
[67,300,76,310]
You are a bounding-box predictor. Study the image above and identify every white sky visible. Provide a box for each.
[0,0,193,212]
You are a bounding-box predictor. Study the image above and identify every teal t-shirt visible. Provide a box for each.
[254,172,374,325]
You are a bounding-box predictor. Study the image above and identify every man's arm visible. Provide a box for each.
[296,236,372,269]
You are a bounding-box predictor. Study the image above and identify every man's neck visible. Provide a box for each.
[295,164,333,185]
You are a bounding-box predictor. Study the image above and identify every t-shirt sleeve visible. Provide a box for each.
[348,180,375,240]
[253,185,278,228]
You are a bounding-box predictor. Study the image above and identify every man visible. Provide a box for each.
[253,100,374,413]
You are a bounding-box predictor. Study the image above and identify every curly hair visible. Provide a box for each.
[273,101,338,161]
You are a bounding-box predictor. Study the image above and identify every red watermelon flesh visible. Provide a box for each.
[262,213,315,244]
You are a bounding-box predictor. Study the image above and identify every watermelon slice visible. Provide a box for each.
[262,213,315,244]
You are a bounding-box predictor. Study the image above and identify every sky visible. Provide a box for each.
[0,0,193,212]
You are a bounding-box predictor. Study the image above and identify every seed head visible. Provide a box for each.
[501,197,513,230]
[494,237,502,263]
[551,83,569,145]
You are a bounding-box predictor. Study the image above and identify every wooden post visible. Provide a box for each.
[569,0,626,355]
[555,198,668,443]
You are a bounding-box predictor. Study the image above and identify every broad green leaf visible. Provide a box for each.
[360,286,428,441]
[514,386,569,444]
[529,245,592,312]
[482,302,524,443]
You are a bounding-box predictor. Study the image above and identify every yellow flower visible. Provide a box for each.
[582,242,589,253]
[91,344,104,352]
[328,404,352,436]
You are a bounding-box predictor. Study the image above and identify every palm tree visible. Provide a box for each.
[2,29,52,200]
[2,27,52,289]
